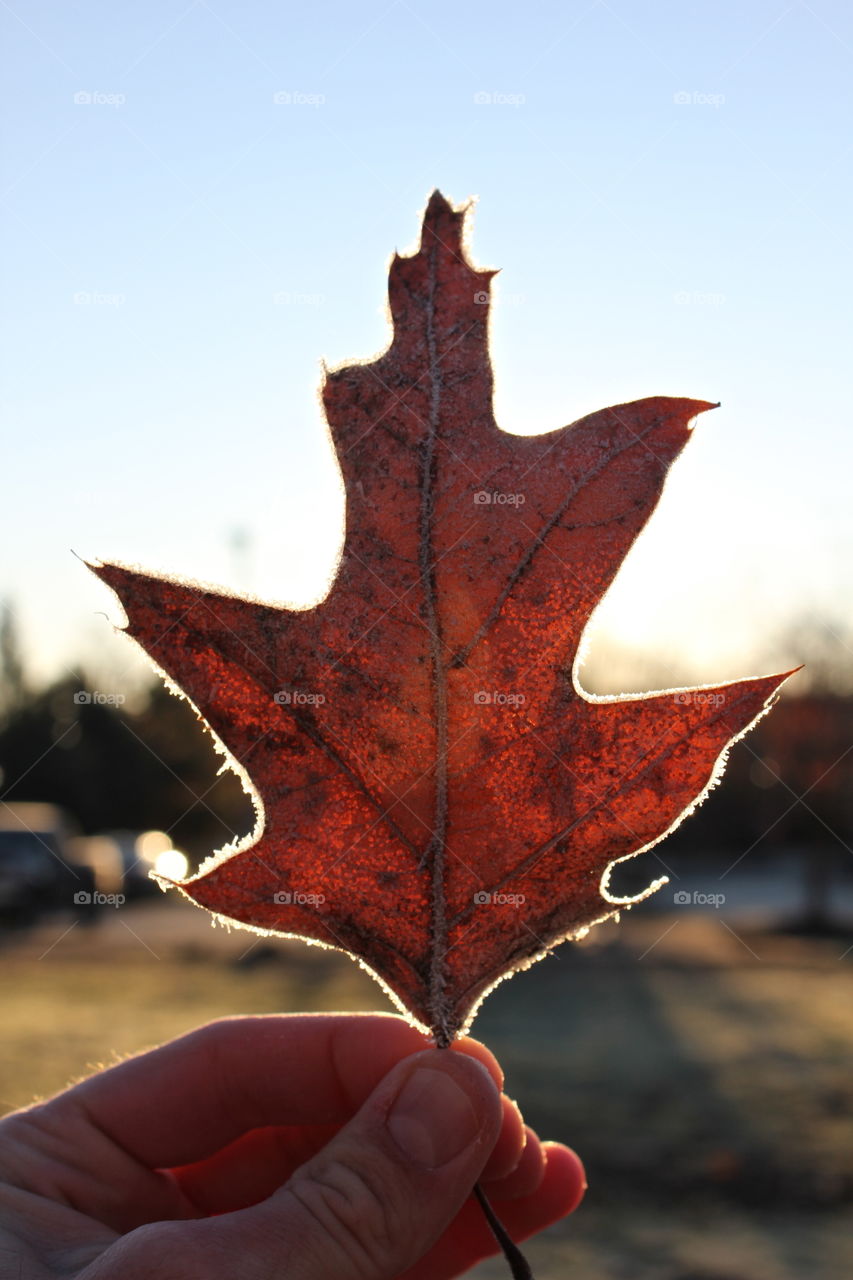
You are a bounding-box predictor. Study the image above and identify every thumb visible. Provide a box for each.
[210,1046,502,1279]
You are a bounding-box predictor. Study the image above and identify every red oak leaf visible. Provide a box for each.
[90,191,789,1044]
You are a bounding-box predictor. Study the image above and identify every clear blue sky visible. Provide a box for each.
[2,0,851,694]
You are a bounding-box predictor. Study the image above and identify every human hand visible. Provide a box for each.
[0,1013,584,1279]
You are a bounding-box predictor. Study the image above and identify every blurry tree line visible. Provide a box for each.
[660,690,853,928]
[0,601,254,861]
[0,601,851,923]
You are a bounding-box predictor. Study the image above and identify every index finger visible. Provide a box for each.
[48,1013,503,1169]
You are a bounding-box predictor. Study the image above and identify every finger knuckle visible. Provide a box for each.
[286,1153,405,1277]
[87,1222,213,1280]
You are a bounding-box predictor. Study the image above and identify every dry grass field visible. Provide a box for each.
[1,898,851,1279]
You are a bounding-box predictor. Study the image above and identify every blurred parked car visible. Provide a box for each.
[0,803,96,926]
[98,829,168,899]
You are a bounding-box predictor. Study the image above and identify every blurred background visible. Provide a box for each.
[2,1,852,1277]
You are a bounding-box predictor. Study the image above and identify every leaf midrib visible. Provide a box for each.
[420,232,451,1041]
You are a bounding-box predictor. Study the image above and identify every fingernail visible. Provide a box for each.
[387,1065,484,1169]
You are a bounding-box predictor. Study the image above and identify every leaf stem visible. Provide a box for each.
[434,1038,536,1277]
[474,1182,535,1279]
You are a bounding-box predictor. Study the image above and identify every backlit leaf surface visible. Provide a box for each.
[91,193,788,1042]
